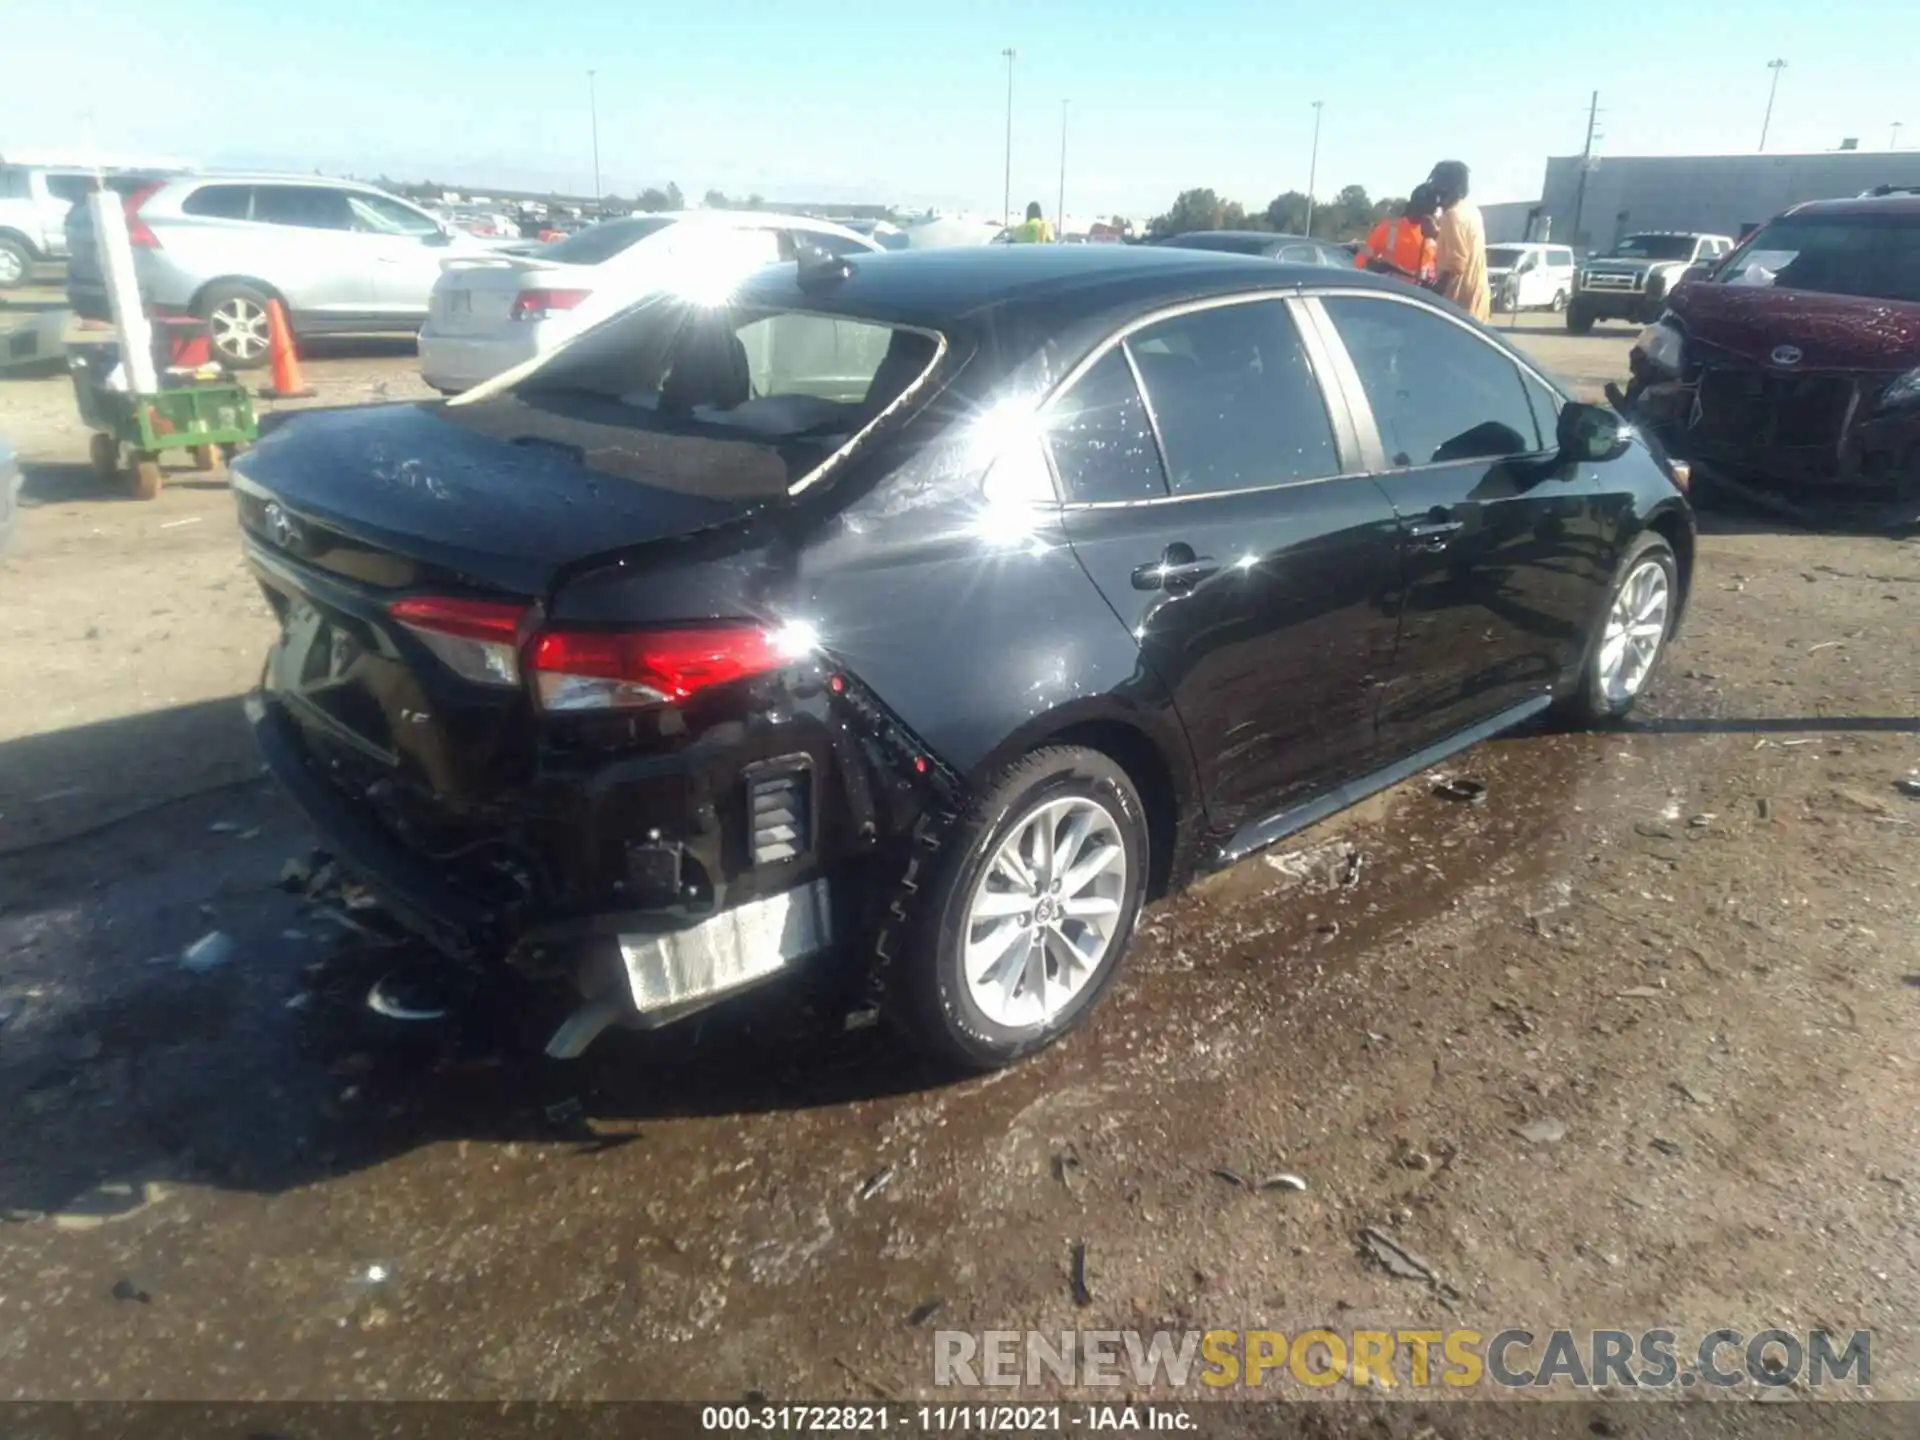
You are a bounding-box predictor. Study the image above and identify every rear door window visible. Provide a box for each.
[1046,348,1169,503]
[183,184,254,220]
[1321,295,1543,466]
[1124,299,1341,496]
[252,185,354,230]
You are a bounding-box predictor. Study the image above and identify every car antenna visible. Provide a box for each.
[795,241,855,291]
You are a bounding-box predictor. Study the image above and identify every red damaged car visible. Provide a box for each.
[1615,189,1920,525]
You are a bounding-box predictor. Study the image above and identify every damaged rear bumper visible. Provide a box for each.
[247,692,853,1026]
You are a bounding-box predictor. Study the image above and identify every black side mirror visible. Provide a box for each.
[1557,400,1631,463]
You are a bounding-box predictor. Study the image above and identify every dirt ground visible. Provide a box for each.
[1,299,1916,1414]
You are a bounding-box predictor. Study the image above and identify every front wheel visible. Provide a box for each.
[1565,301,1596,335]
[1560,532,1678,725]
[199,283,276,370]
[1551,288,1569,313]
[892,746,1148,1070]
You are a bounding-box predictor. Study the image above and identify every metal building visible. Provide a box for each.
[1532,149,1920,254]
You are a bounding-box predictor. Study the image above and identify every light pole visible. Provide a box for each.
[1001,48,1017,231]
[1758,59,1787,152]
[587,69,601,201]
[1057,99,1069,240]
[1304,100,1324,237]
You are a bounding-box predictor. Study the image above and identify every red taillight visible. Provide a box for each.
[529,625,784,711]
[388,596,531,687]
[509,288,591,322]
[124,181,165,249]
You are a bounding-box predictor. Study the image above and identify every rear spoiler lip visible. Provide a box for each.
[437,252,551,273]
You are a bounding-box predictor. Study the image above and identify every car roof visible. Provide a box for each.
[159,171,398,191]
[1621,230,1725,239]
[729,243,1404,334]
[1788,192,1920,218]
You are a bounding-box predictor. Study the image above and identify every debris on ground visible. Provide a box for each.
[906,1298,944,1327]
[1357,1226,1438,1284]
[110,1276,153,1304]
[1069,1240,1093,1306]
[179,931,235,973]
[51,1179,165,1231]
[856,1166,896,1202]
[832,1356,901,1402]
[1339,850,1365,888]
[2,1207,46,1224]
[1259,1173,1309,1192]
[1833,787,1892,817]
[277,857,313,892]
[208,821,242,834]
[1211,1167,1248,1188]
[1671,1081,1712,1107]
[1433,777,1489,805]
[1051,1145,1083,1193]
[1514,1117,1567,1146]
[1391,1139,1433,1171]
[1896,777,1920,798]
[1616,985,1665,1000]
[1650,1137,1684,1157]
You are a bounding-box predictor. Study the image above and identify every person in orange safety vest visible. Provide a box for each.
[1355,184,1441,287]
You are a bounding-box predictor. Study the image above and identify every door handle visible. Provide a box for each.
[1131,545,1219,592]
[1405,517,1465,551]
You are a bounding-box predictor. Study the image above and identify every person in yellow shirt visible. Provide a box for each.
[1429,160,1491,322]
[1010,201,1056,244]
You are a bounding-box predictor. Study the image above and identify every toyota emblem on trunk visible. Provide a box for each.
[262,501,301,550]
[1770,344,1804,367]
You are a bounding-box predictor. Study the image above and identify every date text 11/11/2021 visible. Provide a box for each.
[700,1404,1193,1431]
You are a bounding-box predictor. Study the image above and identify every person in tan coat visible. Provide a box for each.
[1429,160,1490,322]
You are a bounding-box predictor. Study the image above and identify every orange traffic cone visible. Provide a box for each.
[261,298,316,399]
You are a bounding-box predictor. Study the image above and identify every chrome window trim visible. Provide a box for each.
[1037,287,1366,511]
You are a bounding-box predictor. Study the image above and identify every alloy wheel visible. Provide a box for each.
[1597,558,1670,703]
[0,248,24,285]
[962,795,1128,1030]
[209,297,271,363]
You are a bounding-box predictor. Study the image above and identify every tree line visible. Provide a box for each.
[1146,185,1408,242]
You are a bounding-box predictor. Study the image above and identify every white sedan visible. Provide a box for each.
[419,211,880,393]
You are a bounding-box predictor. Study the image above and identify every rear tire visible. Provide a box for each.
[198,282,276,370]
[1565,301,1596,335]
[1551,288,1569,312]
[127,451,163,501]
[1558,531,1678,726]
[0,236,31,288]
[891,746,1149,1071]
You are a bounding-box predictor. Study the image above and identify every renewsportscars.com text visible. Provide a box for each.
[933,1327,1871,1391]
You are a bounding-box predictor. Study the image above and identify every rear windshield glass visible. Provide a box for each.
[540,216,676,265]
[1609,235,1696,260]
[449,294,943,496]
[1714,213,1920,304]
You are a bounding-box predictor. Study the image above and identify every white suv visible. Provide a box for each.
[64,173,513,367]
[1485,242,1578,312]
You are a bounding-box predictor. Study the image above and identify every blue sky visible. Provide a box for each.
[4,0,1912,218]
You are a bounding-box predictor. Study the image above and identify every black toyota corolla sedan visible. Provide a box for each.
[233,244,1693,1070]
